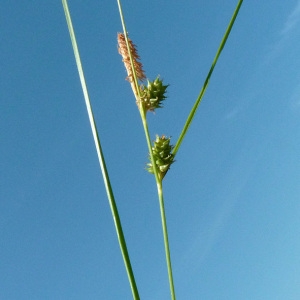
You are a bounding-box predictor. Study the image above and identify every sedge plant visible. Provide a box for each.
[62,0,244,298]
[116,0,243,299]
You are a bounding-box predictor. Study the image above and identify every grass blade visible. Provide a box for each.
[62,1,140,298]
[173,0,244,156]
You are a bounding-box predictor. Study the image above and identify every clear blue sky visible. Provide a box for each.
[1,1,300,299]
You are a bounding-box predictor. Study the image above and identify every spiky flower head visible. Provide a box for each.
[117,33,146,83]
[140,77,169,112]
[147,135,175,180]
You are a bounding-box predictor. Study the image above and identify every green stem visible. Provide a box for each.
[157,180,176,300]
[140,110,176,299]
[62,1,140,299]
[139,110,161,182]
[173,0,244,157]
[116,1,176,298]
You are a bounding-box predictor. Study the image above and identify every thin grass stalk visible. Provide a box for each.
[140,109,176,300]
[116,1,176,298]
[62,1,140,299]
[157,180,176,299]
[172,0,244,156]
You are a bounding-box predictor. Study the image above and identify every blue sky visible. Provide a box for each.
[1,0,300,299]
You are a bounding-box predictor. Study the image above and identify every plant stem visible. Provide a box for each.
[140,111,176,300]
[62,1,140,299]
[116,1,176,298]
[172,0,244,157]
[157,180,176,300]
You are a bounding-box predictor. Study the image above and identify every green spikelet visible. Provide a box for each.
[140,77,169,112]
[147,135,175,179]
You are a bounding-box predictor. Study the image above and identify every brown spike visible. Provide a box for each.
[117,33,146,82]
